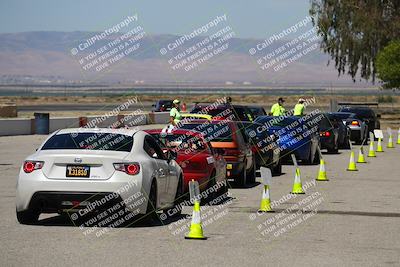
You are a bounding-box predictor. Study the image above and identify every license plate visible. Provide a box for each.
[226,164,233,170]
[66,165,90,178]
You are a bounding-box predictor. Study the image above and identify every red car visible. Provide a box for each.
[145,129,227,196]
[178,119,256,186]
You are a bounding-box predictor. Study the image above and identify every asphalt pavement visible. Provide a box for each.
[0,134,399,266]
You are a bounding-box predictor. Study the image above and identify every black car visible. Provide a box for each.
[191,103,255,122]
[338,106,380,136]
[326,112,351,149]
[151,100,173,112]
[318,113,340,153]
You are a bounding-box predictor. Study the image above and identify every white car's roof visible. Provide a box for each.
[56,128,140,136]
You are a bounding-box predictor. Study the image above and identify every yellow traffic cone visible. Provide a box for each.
[185,199,206,240]
[316,159,329,181]
[368,140,376,157]
[347,151,358,171]
[357,147,367,163]
[291,168,305,194]
[258,185,273,212]
[387,134,394,148]
[397,129,400,145]
[376,138,384,152]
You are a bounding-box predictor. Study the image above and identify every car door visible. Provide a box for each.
[235,123,253,171]
[165,152,179,206]
[143,136,170,206]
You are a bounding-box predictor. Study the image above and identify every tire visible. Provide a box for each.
[343,137,351,149]
[237,162,247,187]
[205,171,217,203]
[313,148,320,164]
[327,147,338,153]
[171,176,183,217]
[304,147,314,165]
[271,159,282,176]
[145,180,159,223]
[174,175,184,206]
[246,161,256,184]
[328,139,339,153]
[16,209,39,225]
[216,177,229,197]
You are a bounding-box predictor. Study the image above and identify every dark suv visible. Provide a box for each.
[337,106,380,135]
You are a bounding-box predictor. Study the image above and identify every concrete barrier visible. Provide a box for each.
[49,117,80,132]
[0,111,166,136]
[0,118,32,136]
[148,112,170,124]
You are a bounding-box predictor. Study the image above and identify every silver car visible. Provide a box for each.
[334,112,368,145]
[16,128,183,225]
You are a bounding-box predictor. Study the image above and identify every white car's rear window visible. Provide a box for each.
[41,133,133,152]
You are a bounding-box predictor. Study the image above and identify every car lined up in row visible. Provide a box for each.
[16,128,184,225]
[16,100,380,225]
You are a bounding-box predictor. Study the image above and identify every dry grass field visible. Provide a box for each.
[1,94,399,128]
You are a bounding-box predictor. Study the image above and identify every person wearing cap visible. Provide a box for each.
[270,97,286,116]
[294,98,306,116]
[169,99,182,126]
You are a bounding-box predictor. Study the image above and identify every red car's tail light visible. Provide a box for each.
[23,161,44,173]
[114,163,140,175]
[320,131,331,137]
[351,121,360,126]
[212,116,225,121]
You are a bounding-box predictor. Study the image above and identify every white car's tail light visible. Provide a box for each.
[113,163,140,175]
[23,161,44,173]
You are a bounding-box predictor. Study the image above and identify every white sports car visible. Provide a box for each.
[16,128,183,225]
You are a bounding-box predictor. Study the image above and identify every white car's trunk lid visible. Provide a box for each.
[37,150,129,180]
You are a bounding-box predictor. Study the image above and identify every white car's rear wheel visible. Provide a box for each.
[16,209,39,225]
[145,180,159,223]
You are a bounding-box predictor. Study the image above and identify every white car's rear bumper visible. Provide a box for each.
[16,169,148,215]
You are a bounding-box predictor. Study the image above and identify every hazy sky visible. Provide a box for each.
[0,0,311,38]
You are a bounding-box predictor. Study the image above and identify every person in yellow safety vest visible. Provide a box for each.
[169,99,182,126]
[294,98,305,116]
[270,97,286,116]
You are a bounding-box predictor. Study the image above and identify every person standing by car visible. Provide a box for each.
[169,99,182,126]
[270,97,286,116]
[294,98,306,116]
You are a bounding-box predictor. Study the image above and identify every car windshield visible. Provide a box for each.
[232,107,252,121]
[319,115,333,128]
[41,133,133,152]
[179,123,233,142]
[191,106,228,117]
[249,107,265,116]
[150,133,206,151]
[331,113,354,120]
[339,108,375,118]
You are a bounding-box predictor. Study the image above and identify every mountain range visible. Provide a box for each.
[0,31,373,87]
